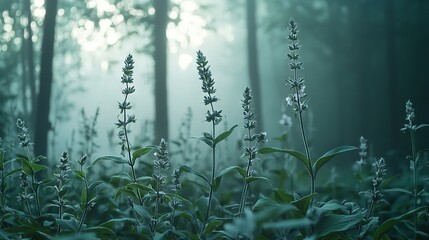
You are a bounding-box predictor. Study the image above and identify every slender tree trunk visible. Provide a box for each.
[246,0,263,130]
[385,0,398,150]
[34,0,58,157]
[24,0,37,129]
[21,27,29,120]
[153,0,169,142]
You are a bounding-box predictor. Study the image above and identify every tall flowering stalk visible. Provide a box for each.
[115,55,141,204]
[151,138,169,233]
[367,157,386,220]
[16,119,41,216]
[196,50,222,232]
[238,87,266,217]
[285,19,313,195]
[400,100,428,239]
[53,151,71,234]
[357,136,368,206]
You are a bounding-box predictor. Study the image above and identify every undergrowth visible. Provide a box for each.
[0,19,428,240]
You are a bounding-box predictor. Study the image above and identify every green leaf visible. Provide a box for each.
[258,147,311,174]
[315,213,362,237]
[110,174,133,187]
[373,206,427,240]
[18,158,33,175]
[196,196,209,221]
[245,176,273,187]
[313,146,357,176]
[291,193,318,214]
[73,170,86,180]
[263,218,312,230]
[214,124,238,145]
[89,155,128,168]
[179,165,211,187]
[31,163,48,173]
[84,226,117,239]
[213,166,246,191]
[416,124,429,130]
[81,189,87,210]
[194,132,214,148]
[383,188,412,195]
[202,219,224,236]
[132,146,155,163]
[255,204,297,223]
[5,168,21,178]
[273,189,294,204]
[98,218,137,229]
[252,197,278,212]
[124,182,155,194]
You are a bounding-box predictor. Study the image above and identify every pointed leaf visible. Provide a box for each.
[245,176,273,187]
[73,170,86,180]
[5,168,21,178]
[258,147,310,173]
[416,124,429,130]
[126,182,154,193]
[252,197,278,212]
[291,193,318,214]
[179,165,211,187]
[132,146,155,163]
[213,166,246,191]
[316,212,363,237]
[313,146,358,175]
[31,163,48,173]
[84,226,117,239]
[373,206,427,239]
[202,220,224,236]
[193,136,213,148]
[214,125,238,145]
[89,155,128,168]
[263,218,312,230]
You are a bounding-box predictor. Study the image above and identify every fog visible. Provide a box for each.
[1,0,428,172]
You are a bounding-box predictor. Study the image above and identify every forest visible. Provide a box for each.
[0,0,428,239]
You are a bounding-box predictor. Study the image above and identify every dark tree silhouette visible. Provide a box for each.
[34,0,58,157]
[246,0,263,131]
[153,0,169,142]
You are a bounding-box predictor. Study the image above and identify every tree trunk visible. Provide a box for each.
[24,0,37,129]
[385,0,398,150]
[246,0,263,130]
[34,0,58,157]
[153,0,169,143]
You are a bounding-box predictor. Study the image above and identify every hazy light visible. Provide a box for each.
[178,53,193,70]
[34,0,44,8]
[166,0,207,49]
[101,61,109,71]
[148,7,155,15]
[58,9,65,16]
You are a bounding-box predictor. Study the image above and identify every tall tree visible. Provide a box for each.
[34,0,58,157]
[246,0,263,130]
[153,0,169,142]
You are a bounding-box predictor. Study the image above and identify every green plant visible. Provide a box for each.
[401,100,429,239]
[258,19,357,203]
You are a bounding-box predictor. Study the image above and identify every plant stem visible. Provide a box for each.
[155,167,161,220]
[122,82,143,205]
[238,128,253,217]
[78,172,89,233]
[410,130,417,240]
[201,98,217,235]
[296,88,314,196]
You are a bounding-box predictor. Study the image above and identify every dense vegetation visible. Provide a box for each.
[1,19,428,240]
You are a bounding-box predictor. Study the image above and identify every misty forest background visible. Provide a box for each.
[0,0,428,178]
